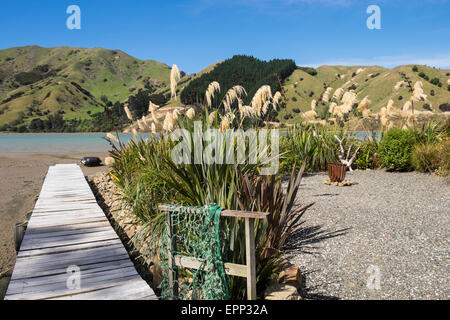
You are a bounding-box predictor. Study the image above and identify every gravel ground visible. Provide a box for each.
[289,170,449,300]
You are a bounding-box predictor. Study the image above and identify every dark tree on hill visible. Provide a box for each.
[180,55,296,106]
[127,89,151,118]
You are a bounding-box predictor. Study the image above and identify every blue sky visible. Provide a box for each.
[0,0,449,73]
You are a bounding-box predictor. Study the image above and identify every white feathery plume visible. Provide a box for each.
[163,112,175,132]
[170,64,181,100]
[412,81,427,101]
[273,91,282,110]
[124,105,133,120]
[394,81,405,91]
[262,100,271,115]
[303,110,317,119]
[172,109,180,120]
[186,107,195,119]
[205,81,220,107]
[148,101,158,113]
[386,99,396,116]
[402,101,412,113]
[322,87,333,102]
[250,85,272,117]
[151,122,156,134]
[338,91,357,114]
[222,85,246,113]
[209,110,217,125]
[106,133,119,144]
[329,102,337,114]
[357,96,371,111]
[151,110,159,124]
[362,109,372,118]
[311,99,317,111]
[219,112,235,132]
[137,119,146,131]
[332,88,344,101]
[132,127,138,138]
[104,157,115,167]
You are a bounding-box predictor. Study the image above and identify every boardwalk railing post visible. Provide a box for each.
[166,212,178,298]
[245,217,257,300]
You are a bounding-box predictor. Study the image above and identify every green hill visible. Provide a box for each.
[280,64,450,124]
[0,45,172,129]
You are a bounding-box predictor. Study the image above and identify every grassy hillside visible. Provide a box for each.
[0,45,172,128]
[280,64,450,124]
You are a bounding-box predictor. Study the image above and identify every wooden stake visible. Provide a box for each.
[245,217,256,300]
[166,212,178,298]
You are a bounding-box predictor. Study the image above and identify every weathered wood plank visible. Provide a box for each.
[174,255,247,278]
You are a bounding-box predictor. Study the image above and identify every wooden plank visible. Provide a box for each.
[18,239,123,258]
[50,279,158,300]
[6,164,155,300]
[174,255,247,278]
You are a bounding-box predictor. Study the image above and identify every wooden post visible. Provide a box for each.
[14,223,25,252]
[245,217,256,300]
[166,212,178,298]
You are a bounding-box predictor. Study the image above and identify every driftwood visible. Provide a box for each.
[334,135,360,171]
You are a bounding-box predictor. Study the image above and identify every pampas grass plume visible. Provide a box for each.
[170,64,181,100]
[106,132,119,144]
[186,107,195,119]
[104,157,115,167]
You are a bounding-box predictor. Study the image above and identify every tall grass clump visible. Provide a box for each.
[280,123,350,172]
[411,139,450,176]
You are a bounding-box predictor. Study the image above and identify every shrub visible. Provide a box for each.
[411,143,441,173]
[378,128,419,171]
[412,66,418,72]
[354,141,379,170]
[439,103,450,112]
[297,66,317,76]
[430,77,441,86]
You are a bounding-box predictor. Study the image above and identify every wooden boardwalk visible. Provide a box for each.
[5,164,156,300]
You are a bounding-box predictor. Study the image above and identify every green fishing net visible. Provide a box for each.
[159,204,231,300]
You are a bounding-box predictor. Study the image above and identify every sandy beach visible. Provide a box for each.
[0,152,109,298]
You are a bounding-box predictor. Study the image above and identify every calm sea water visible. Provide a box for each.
[0,131,380,156]
[0,133,151,155]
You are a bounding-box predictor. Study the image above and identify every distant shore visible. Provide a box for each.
[0,152,108,299]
